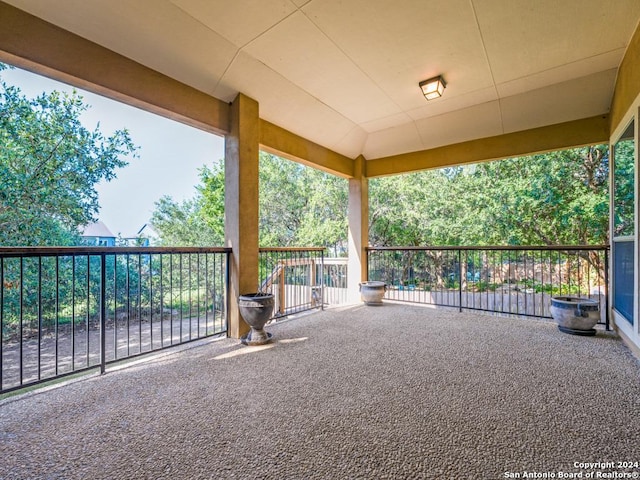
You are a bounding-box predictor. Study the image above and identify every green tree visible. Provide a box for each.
[151,163,225,246]
[295,166,347,254]
[199,163,226,241]
[259,153,347,254]
[612,139,634,237]
[472,146,609,246]
[369,145,609,247]
[151,146,608,250]
[258,153,310,247]
[150,153,349,252]
[0,64,137,246]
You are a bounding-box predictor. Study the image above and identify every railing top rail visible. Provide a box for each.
[323,257,348,264]
[259,247,326,252]
[0,246,232,257]
[366,245,610,252]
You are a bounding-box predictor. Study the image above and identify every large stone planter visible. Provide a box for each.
[359,281,387,305]
[238,293,274,345]
[550,296,600,336]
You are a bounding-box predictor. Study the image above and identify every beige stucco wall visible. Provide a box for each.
[610,20,640,136]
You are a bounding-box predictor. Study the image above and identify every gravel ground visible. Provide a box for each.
[1,303,639,480]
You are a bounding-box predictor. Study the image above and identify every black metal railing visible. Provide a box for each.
[0,247,230,394]
[258,248,326,319]
[367,245,609,328]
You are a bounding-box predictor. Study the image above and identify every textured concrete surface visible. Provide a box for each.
[1,303,639,479]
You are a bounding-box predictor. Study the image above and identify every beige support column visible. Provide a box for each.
[225,94,260,339]
[347,155,369,303]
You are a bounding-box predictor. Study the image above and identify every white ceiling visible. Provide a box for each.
[5,0,640,160]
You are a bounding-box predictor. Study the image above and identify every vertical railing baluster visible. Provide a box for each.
[149,253,154,350]
[37,257,42,381]
[159,253,164,348]
[114,254,118,360]
[523,250,528,316]
[100,254,106,375]
[458,249,462,312]
[297,250,301,312]
[577,250,582,297]
[71,256,75,372]
[225,250,230,335]
[604,248,610,330]
[540,249,543,317]
[498,250,503,314]
[126,254,130,356]
[55,257,59,376]
[170,254,174,344]
[321,250,325,311]
[19,257,24,386]
[179,254,183,342]
[508,250,514,314]
[490,250,495,313]
[1,256,4,390]
[196,253,201,338]
[86,255,90,368]
[558,250,563,297]
[138,253,142,353]
[205,253,210,335]
[568,250,574,295]
[137,253,142,352]
[187,254,192,340]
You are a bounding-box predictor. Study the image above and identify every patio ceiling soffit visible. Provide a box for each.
[0,0,640,177]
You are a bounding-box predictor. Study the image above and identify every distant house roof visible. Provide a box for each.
[82,221,115,238]
[136,223,158,238]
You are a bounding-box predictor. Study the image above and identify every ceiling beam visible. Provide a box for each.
[259,120,354,178]
[0,1,230,136]
[365,115,610,178]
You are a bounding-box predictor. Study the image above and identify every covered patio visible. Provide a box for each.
[2,0,640,351]
[2,303,638,479]
[1,2,640,476]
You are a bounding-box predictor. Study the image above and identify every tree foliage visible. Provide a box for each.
[0,64,137,246]
[150,146,609,249]
[612,139,634,237]
[150,163,225,246]
[150,153,348,253]
[369,146,609,247]
[259,153,347,254]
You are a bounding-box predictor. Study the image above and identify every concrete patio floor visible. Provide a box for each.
[1,303,639,479]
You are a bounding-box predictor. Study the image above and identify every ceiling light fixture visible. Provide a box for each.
[419,76,446,100]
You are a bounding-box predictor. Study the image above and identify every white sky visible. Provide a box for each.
[1,65,225,237]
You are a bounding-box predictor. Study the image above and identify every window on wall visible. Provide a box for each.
[614,122,635,237]
[612,120,635,324]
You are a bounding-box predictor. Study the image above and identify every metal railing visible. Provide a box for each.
[258,247,328,319]
[367,245,609,328]
[323,257,348,306]
[0,247,230,394]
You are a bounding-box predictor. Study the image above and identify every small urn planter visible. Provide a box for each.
[359,281,387,306]
[238,293,275,345]
[550,296,600,336]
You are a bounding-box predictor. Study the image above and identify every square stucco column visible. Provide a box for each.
[225,93,260,339]
[347,156,368,303]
